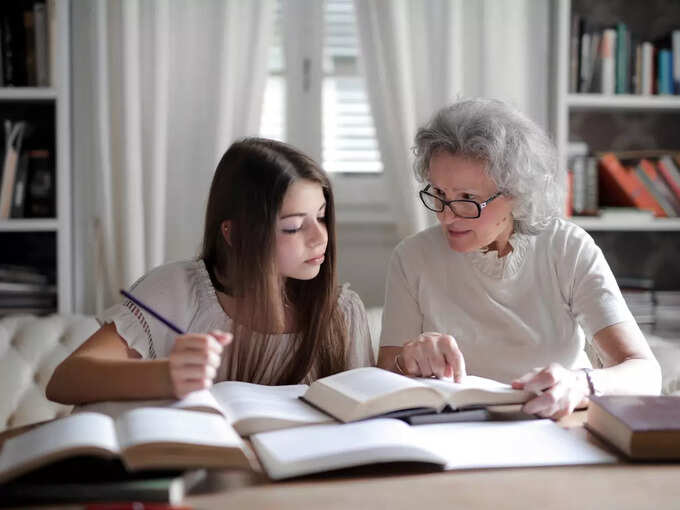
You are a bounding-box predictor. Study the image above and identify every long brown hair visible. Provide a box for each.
[200,138,348,384]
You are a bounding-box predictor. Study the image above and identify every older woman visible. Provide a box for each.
[378,98,661,419]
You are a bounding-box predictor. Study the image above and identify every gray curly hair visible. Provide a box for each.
[413,98,564,235]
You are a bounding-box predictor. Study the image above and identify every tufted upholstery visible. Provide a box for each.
[0,314,99,432]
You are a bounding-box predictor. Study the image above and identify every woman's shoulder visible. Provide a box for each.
[532,218,601,268]
[535,217,596,250]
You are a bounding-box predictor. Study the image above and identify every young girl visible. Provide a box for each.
[47,138,374,404]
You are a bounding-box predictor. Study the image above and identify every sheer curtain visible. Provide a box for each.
[354,0,551,238]
[71,0,274,313]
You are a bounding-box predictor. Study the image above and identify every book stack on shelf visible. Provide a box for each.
[567,149,680,219]
[0,119,54,219]
[656,291,680,331]
[617,277,656,329]
[570,14,679,95]
[0,263,56,317]
[0,1,51,88]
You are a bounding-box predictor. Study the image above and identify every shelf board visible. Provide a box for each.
[0,87,57,101]
[0,219,59,232]
[570,216,680,231]
[567,94,680,111]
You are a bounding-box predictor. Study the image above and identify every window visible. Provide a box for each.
[260,0,389,222]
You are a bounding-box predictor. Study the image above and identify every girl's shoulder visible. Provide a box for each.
[337,283,367,317]
[129,259,216,308]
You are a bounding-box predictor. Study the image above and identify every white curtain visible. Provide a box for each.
[354,0,551,238]
[71,0,274,313]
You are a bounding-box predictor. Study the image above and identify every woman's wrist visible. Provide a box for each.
[394,352,406,375]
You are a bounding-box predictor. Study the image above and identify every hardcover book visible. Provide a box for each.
[585,395,680,460]
[0,408,255,484]
[301,367,534,423]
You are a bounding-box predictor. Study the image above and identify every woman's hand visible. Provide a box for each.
[511,363,589,419]
[168,330,232,398]
[398,332,466,382]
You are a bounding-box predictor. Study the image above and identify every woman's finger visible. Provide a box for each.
[439,337,466,382]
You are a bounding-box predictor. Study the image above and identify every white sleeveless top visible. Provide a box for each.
[98,259,374,384]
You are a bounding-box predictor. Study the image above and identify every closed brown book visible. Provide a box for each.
[585,395,680,460]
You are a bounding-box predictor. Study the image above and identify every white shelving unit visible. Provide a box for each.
[552,0,680,232]
[0,1,72,313]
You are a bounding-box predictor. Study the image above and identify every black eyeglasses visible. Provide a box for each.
[419,185,503,219]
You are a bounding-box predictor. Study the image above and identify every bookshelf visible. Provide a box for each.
[0,1,71,314]
[552,0,680,232]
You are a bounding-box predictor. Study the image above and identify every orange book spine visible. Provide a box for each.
[598,153,666,216]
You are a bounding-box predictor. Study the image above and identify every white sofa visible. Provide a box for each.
[1,311,678,433]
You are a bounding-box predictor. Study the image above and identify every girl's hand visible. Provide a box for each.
[168,330,232,398]
[511,363,589,420]
[398,332,466,382]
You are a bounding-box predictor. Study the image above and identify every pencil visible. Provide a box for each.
[119,289,185,335]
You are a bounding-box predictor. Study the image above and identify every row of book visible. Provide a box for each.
[570,15,680,95]
[0,263,55,316]
[0,119,54,219]
[567,149,680,218]
[0,1,52,87]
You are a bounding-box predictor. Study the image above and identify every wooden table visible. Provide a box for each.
[184,412,680,510]
[2,413,679,510]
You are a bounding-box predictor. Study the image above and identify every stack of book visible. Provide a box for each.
[0,119,54,220]
[596,152,680,218]
[656,291,680,331]
[0,1,51,87]
[0,263,55,316]
[621,289,656,328]
[570,16,680,95]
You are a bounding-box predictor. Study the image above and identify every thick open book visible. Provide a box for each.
[301,367,535,422]
[251,418,618,480]
[0,408,255,484]
[78,380,334,437]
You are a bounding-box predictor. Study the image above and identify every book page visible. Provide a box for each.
[316,367,428,403]
[114,408,243,451]
[74,391,226,420]
[0,413,120,483]
[251,418,447,480]
[209,381,333,435]
[419,375,533,408]
[415,419,617,469]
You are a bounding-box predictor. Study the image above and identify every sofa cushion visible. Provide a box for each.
[0,314,98,432]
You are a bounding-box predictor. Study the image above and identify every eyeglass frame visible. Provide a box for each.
[419,184,503,219]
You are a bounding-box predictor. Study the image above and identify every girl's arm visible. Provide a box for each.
[45,323,173,405]
[46,323,231,405]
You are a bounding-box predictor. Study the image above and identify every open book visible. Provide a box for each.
[301,367,535,422]
[0,408,255,484]
[251,418,618,480]
[77,380,335,437]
